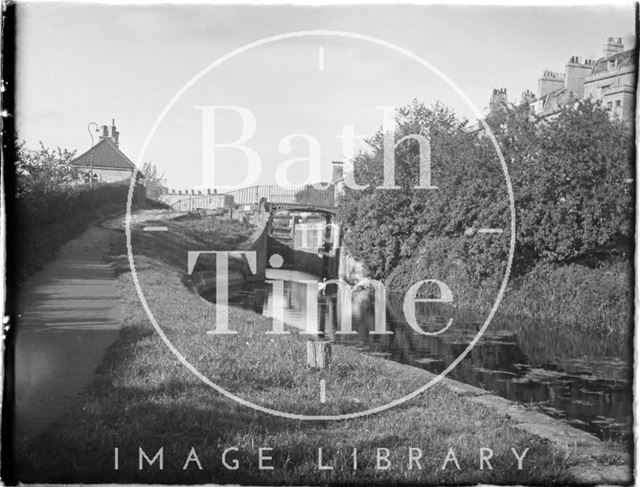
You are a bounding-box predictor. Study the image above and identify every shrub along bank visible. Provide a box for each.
[16,181,145,282]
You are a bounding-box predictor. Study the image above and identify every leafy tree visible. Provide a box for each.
[339,98,633,289]
[142,161,168,200]
[496,100,634,263]
[15,141,77,196]
[338,100,500,280]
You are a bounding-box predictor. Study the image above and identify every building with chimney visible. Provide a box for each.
[489,36,636,126]
[70,120,143,184]
[583,37,636,123]
[528,56,599,118]
[489,88,509,111]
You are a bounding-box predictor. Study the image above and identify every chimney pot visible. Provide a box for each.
[603,36,624,58]
[331,160,345,185]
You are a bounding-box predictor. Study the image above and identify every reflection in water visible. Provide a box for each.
[205,269,632,444]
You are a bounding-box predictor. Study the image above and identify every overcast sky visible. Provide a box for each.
[15,3,635,189]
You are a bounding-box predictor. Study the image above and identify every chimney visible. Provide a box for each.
[520,89,536,105]
[109,118,120,147]
[603,37,624,58]
[331,161,344,184]
[489,88,508,111]
[98,119,120,147]
[537,70,565,99]
[564,56,592,98]
[331,161,345,199]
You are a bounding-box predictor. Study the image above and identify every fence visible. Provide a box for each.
[164,184,336,211]
[163,193,233,212]
[225,185,335,207]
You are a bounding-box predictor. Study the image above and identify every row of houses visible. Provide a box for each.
[490,36,636,124]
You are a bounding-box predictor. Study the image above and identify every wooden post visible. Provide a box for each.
[306,279,332,369]
[306,340,331,369]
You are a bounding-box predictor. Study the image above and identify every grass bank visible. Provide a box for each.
[386,241,632,335]
[15,212,577,484]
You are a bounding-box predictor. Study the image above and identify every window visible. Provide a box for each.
[607,101,613,110]
[616,100,621,107]
[83,172,99,183]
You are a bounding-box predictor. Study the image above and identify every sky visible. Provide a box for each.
[14,2,635,189]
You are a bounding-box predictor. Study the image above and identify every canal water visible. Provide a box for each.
[205,269,632,444]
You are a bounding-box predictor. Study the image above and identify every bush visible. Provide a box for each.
[385,236,505,308]
[15,181,144,282]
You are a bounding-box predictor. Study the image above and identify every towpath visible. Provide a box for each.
[13,224,123,444]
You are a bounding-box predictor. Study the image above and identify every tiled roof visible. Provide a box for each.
[590,49,636,75]
[70,139,137,171]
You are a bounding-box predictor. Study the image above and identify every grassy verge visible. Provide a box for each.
[497,260,632,334]
[15,213,576,484]
[387,245,632,335]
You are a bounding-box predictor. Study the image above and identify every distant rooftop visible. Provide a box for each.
[591,49,636,75]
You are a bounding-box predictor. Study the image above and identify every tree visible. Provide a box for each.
[142,161,168,200]
[339,98,633,288]
[513,100,634,263]
[15,141,77,197]
[337,100,499,280]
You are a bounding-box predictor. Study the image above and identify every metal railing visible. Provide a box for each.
[225,184,335,207]
[164,184,336,211]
